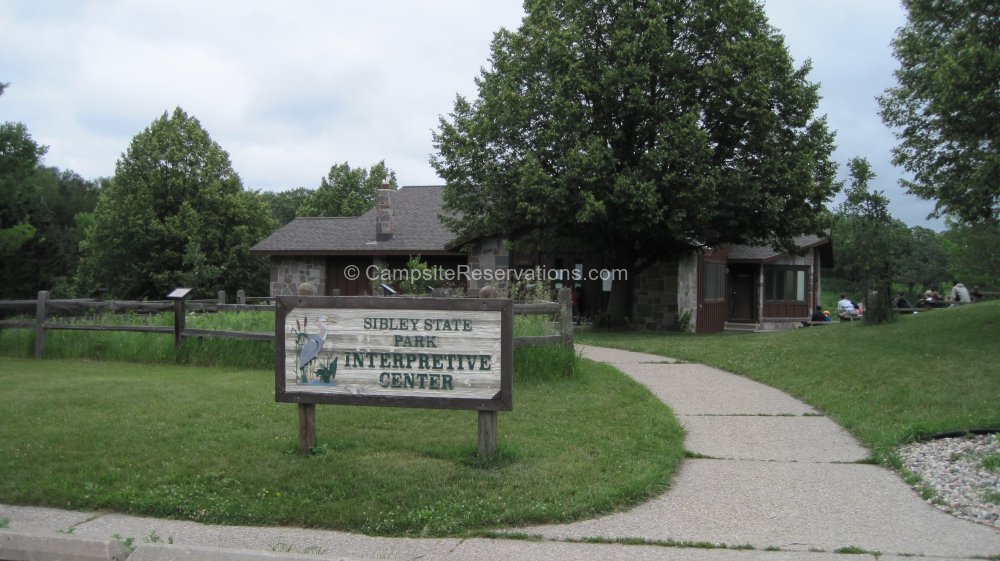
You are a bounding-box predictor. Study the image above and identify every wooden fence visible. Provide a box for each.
[0,289,573,359]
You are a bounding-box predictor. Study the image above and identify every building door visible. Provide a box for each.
[730,266,756,321]
[697,258,728,333]
[326,256,372,296]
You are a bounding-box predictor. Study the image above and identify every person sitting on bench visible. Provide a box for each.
[894,292,911,309]
[837,294,859,320]
[811,305,829,322]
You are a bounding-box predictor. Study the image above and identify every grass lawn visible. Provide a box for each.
[5,302,995,534]
[578,301,1000,464]
[0,356,683,536]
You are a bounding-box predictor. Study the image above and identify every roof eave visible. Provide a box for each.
[251,249,465,257]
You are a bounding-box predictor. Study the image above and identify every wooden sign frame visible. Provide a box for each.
[275,296,513,412]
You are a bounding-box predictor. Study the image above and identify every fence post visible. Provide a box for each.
[295,284,318,454]
[558,287,574,350]
[237,290,246,306]
[298,403,317,455]
[173,298,185,347]
[35,290,49,358]
[477,410,498,457]
[217,290,226,305]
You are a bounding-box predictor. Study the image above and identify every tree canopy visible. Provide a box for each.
[943,220,1000,291]
[878,0,999,223]
[260,187,313,227]
[432,0,837,317]
[78,108,273,299]
[0,121,47,259]
[298,160,397,217]
[897,226,949,293]
[0,167,102,298]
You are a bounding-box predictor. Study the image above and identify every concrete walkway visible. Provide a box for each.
[516,346,1000,558]
[3,344,999,561]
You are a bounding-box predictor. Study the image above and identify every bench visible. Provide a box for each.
[896,301,974,314]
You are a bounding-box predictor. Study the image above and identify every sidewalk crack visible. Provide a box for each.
[69,512,106,529]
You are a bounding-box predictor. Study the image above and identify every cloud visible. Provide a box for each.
[1,0,944,228]
[762,0,942,228]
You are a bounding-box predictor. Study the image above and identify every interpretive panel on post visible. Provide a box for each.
[275,296,513,411]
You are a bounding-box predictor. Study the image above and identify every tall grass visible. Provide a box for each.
[0,311,273,369]
[513,313,576,381]
[0,310,576,377]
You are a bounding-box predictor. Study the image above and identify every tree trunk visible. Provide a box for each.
[865,279,896,325]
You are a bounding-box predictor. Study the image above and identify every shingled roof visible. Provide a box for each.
[727,234,831,263]
[250,185,461,256]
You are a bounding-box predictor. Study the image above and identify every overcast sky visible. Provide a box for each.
[0,0,943,229]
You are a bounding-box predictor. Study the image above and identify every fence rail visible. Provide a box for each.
[0,300,274,315]
[0,289,574,358]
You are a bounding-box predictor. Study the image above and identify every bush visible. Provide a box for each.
[503,269,554,302]
[398,256,444,296]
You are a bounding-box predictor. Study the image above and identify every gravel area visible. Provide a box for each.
[898,433,1000,527]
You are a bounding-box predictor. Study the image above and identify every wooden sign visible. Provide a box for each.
[275,296,513,411]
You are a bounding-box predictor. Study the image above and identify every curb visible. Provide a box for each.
[0,530,377,561]
[129,544,369,561]
[0,529,130,561]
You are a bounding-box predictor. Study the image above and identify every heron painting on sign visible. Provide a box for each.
[292,316,337,385]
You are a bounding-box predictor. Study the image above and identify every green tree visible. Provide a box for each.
[878,0,1000,223]
[260,187,314,227]
[78,108,273,299]
[0,167,102,298]
[943,220,1000,291]
[0,82,40,257]
[0,121,46,258]
[299,161,397,217]
[836,157,910,324]
[1,83,104,297]
[896,226,949,295]
[432,0,837,320]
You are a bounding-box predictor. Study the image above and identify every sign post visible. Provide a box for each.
[166,288,193,348]
[275,296,513,456]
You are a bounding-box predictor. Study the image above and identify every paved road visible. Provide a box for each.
[2,344,998,560]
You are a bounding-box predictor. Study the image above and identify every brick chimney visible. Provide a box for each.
[375,182,394,241]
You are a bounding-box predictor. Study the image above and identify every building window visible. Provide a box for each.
[703,261,725,302]
[764,267,807,302]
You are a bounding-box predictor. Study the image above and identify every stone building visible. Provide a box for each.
[250,185,831,333]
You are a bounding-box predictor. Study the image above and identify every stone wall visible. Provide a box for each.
[269,256,327,296]
[466,236,509,292]
[632,257,681,330]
